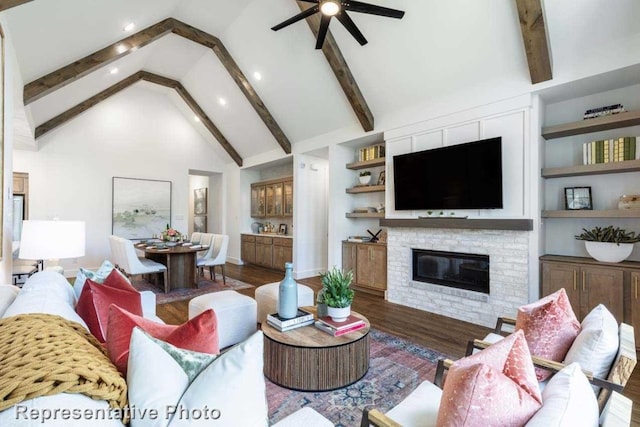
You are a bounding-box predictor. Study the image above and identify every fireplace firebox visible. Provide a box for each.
[412,249,489,294]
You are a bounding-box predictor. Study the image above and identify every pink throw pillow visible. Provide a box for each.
[107,305,219,376]
[436,330,542,426]
[515,288,581,380]
[76,271,142,343]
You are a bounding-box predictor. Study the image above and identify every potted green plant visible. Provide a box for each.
[575,226,640,263]
[320,267,355,322]
[359,170,372,185]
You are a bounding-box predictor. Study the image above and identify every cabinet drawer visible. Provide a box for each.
[241,234,256,242]
[256,236,273,244]
[273,237,293,247]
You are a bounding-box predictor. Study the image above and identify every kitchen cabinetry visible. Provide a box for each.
[541,110,640,219]
[241,234,293,271]
[540,255,640,347]
[251,176,292,218]
[342,241,386,295]
[345,157,385,219]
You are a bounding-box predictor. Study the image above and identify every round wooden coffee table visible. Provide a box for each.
[262,306,370,391]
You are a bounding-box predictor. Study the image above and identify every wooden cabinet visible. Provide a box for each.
[342,241,387,295]
[540,256,640,348]
[255,236,273,268]
[241,234,256,265]
[241,234,293,271]
[251,176,292,218]
[272,237,292,271]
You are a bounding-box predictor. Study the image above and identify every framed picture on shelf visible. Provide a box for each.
[377,171,385,185]
[279,223,287,235]
[194,188,207,215]
[565,187,592,210]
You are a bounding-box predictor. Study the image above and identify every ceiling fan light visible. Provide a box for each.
[320,0,340,16]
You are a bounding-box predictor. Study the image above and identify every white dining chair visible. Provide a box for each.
[108,235,169,292]
[197,234,229,284]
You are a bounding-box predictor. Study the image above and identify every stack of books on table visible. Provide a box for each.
[266,309,314,332]
[314,315,366,337]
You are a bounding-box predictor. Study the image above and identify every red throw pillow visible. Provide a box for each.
[76,271,142,343]
[107,305,219,376]
[437,330,542,426]
[515,288,581,380]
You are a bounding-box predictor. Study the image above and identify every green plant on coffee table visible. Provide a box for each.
[359,170,371,177]
[575,226,640,245]
[320,267,355,308]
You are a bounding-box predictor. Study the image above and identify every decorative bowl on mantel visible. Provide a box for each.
[585,241,633,263]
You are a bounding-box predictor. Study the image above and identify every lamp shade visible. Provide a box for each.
[19,220,86,260]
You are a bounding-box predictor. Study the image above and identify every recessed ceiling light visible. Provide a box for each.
[116,44,127,54]
[194,116,201,122]
[253,71,262,81]
[124,22,135,32]
[110,67,119,75]
[218,97,227,106]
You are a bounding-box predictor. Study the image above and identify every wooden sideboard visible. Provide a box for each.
[241,234,292,271]
[540,254,640,348]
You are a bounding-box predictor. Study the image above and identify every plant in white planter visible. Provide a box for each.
[359,170,372,185]
[575,226,640,263]
[320,267,355,322]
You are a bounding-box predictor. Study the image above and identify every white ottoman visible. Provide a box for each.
[189,291,257,349]
[272,408,333,427]
[255,282,315,323]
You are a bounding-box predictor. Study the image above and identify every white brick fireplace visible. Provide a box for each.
[386,226,532,328]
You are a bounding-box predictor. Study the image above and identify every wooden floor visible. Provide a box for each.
[157,263,640,425]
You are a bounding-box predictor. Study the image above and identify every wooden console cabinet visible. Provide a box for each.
[342,241,387,295]
[241,234,292,271]
[540,255,640,348]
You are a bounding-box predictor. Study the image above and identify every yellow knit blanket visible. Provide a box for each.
[0,313,127,412]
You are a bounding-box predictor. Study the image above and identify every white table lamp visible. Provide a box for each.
[19,220,86,274]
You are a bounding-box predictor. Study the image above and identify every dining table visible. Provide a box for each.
[138,242,209,292]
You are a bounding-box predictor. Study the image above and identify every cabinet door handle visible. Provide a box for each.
[573,270,577,291]
[635,276,638,299]
[582,271,586,292]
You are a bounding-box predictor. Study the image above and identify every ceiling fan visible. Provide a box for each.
[271,0,405,49]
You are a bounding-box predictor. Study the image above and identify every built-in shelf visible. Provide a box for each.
[380,218,533,231]
[542,159,640,178]
[346,158,385,170]
[346,185,385,194]
[542,110,640,140]
[346,212,385,218]
[542,210,640,218]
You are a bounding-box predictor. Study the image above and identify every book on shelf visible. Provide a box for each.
[314,320,366,337]
[316,314,365,331]
[582,137,639,165]
[267,318,314,332]
[266,309,314,328]
[583,104,625,119]
[347,236,371,243]
[356,143,385,162]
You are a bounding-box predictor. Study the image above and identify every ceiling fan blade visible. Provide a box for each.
[336,12,368,46]
[298,0,319,2]
[315,14,331,49]
[343,0,405,19]
[271,5,319,31]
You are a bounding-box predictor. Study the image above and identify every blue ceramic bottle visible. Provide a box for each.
[278,262,298,319]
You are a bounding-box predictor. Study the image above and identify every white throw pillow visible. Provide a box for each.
[564,304,618,389]
[128,328,268,427]
[525,363,598,427]
[0,285,20,317]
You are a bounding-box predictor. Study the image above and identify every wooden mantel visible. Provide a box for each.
[380,218,534,231]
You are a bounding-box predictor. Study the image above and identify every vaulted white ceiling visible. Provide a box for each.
[4,0,640,165]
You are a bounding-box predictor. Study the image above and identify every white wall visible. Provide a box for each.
[543,84,640,261]
[13,86,230,273]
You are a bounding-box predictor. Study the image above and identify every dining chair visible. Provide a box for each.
[197,234,229,284]
[108,235,169,292]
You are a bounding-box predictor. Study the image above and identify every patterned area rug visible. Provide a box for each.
[131,276,254,304]
[267,328,450,426]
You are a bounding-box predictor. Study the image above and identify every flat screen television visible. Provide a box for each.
[393,137,503,210]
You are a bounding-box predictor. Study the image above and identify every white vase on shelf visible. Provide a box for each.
[359,175,371,185]
[584,241,633,263]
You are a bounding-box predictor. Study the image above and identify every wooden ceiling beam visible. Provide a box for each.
[24,18,174,104]
[0,0,34,13]
[35,71,243,166]
[170,19,291,154]
[296,1,374,132]
[24,17,291,155]
[515,0,552,84]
